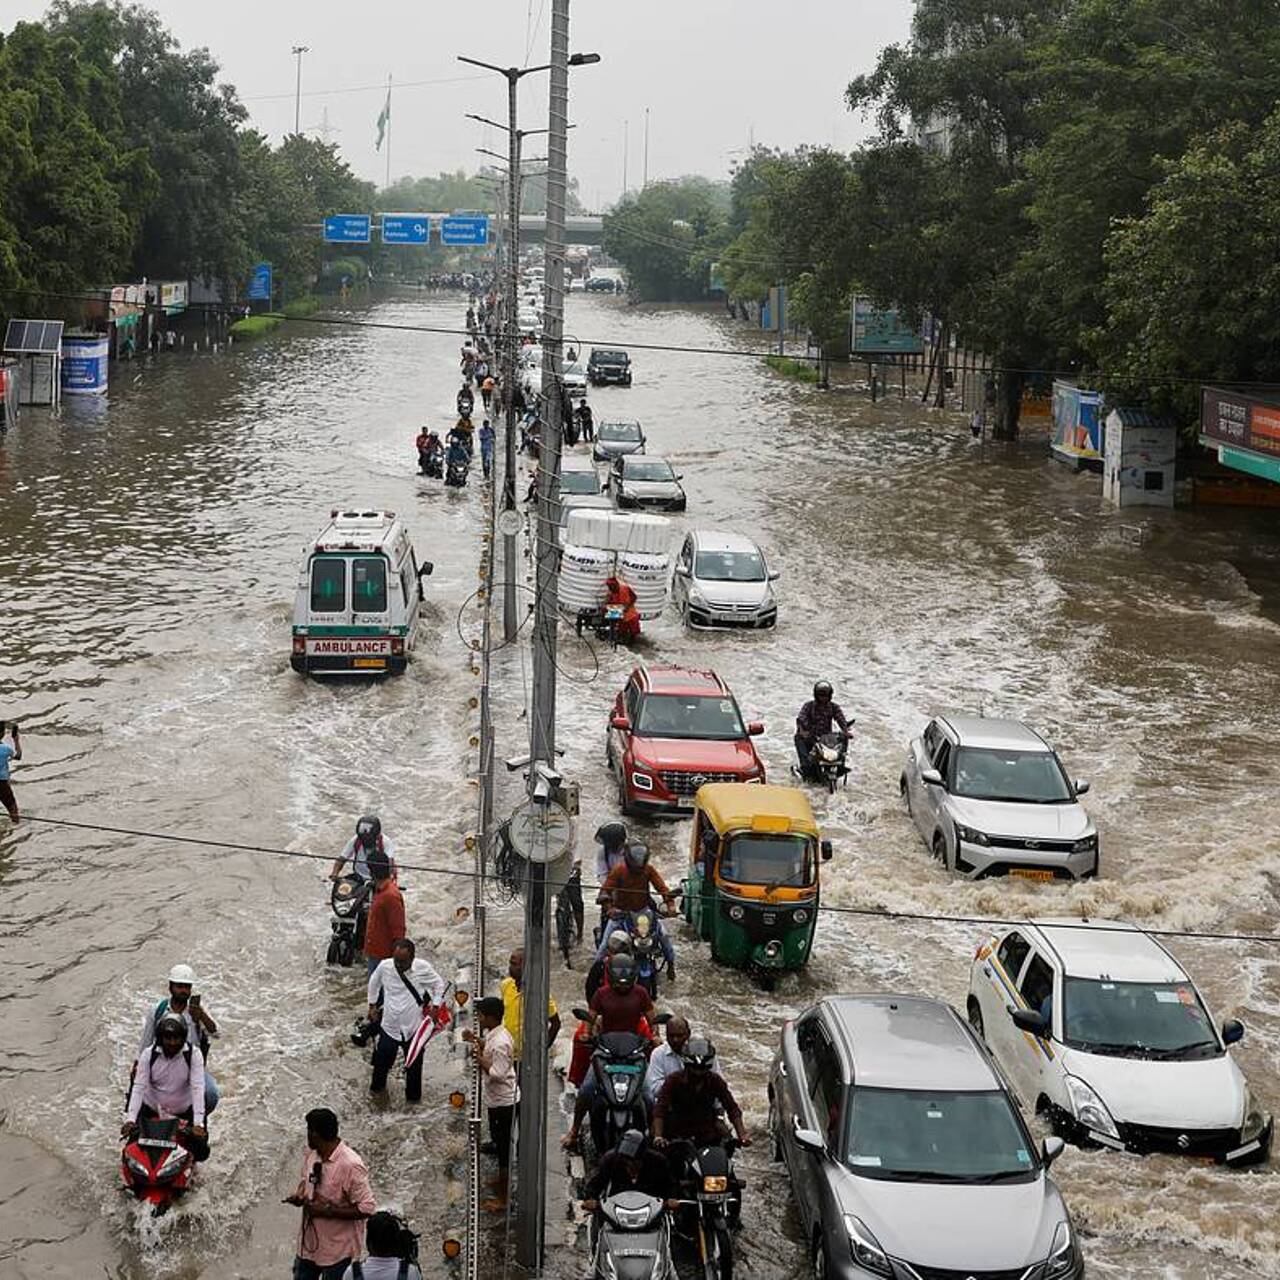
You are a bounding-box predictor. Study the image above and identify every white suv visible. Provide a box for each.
[967,918,1272,1166]
[901,715,1098,880]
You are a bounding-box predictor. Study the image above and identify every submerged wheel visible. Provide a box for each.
[617,771,637,818]
[325,937,340,966]
[713,1221,734,1280]
[932,833,948,868]
[337,937,355,968]
[967,998,985,1040]
[900,776,912,815]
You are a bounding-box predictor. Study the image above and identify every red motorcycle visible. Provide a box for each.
[121,1116,201,1213]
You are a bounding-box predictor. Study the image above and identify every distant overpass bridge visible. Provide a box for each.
[514,214,603,246]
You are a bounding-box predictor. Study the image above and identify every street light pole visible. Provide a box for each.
[291,46,309,136]
[504,71,522,644]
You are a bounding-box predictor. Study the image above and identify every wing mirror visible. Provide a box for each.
[418,561,434,577]
[1221,1018,1244,1045]
[1010,1008,1050,1036]
[1041,1136,1065,1167]
[651,1011,672,1026]
[792,1117,824,1154]
[768,569,781,581]
[610,715,631,732]
[1074,778,1090,795]
[820,839,833,862]
[747,721,765,736]
[921,768,944,787]
[571,1006,591,1022]
[674,564,691,577]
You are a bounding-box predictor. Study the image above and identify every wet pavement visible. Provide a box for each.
[1,290,1279,1277]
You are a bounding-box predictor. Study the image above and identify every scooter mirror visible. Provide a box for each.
[652,1012,672,1026]
[571,1007,591,1022]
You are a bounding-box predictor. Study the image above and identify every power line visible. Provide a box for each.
[242,72,488,104]
[19,813,1280,948]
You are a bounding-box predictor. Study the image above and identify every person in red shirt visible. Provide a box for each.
[603,575,641,643]
[598,845,677,919]
[362,860,404,977]
[588,954,653,1038]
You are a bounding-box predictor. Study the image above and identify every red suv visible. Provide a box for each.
[607,665,766,814]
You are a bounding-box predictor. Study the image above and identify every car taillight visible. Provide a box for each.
[292,636,306,654]
[391,637,405,656]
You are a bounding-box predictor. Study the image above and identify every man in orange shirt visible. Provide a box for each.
[362,860,404,977]
[598,843,677,919]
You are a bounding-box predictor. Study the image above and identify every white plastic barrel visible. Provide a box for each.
[619,551,670,620]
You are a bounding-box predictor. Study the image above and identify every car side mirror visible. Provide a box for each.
[1074,778,1090,795]
[676,474,684,481]
[1010,1008,1049,1036]
[418,561,434,577]
[651,1011,672,1026]
[792,1117,824,1154]
[747,721,765,736]
[820,839,833,862]
[1041,1136,1065,1167]
[674,565,691,577]
[921,768,944,787]
[610,715,631,732]
[1222,1018,1244,1045]
[768,570,781,581]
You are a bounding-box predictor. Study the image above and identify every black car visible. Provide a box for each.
[585,276,619,294]
[588,347,632,386]
[610,454,686,511]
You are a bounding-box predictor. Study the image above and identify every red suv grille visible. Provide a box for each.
[658,769,741,796]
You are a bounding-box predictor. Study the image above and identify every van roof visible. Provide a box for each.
[314,509,407,555]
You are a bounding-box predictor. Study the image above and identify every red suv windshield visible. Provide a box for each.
[635,693,745,740]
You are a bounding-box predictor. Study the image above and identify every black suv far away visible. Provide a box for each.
[588,347,632,387]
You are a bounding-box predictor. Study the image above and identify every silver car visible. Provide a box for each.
[900,715,1098,881]
[769,995,1082,1280]
[672,529,778,629]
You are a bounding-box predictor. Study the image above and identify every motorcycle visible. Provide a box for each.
[590,1190,677,1280]
[570,1016,653,1154]
[326,873,372,966]
[795,730,852,794]
[669,1138,743,1280]
[418,444,443,478]
[121,1115,201,1214]
[575,605,625,650]
[445,455,470,488]
[628,909,672,998]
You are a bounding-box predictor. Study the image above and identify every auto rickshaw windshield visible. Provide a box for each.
[719,833,815,887]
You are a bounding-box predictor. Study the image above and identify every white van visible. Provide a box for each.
[290,509,433,676]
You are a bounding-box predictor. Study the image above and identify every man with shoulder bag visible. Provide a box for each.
[365,939,445,1104]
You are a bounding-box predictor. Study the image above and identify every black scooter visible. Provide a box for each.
[326,873,372,966]
[418,444,444,478]
[445,454,470,488]
[571,1017,653,1158]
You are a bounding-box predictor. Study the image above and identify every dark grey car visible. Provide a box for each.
[769,995,1083,1279]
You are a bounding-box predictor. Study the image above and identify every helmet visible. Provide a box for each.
[813,681,834,702]
[605,932,634,958]
[617,1129,646,1160]
[681,1037,716,1071]
[155,1013,188,1043]
[167,963,196,986]
[632,909,654,939]
[595,821,628,854]
[606,953,637,993]
[623,843,650,872]
[356,815,381,850]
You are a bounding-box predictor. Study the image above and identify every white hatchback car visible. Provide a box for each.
[901,715,1098,880]
[967,918,1273,1165]
[672,530,778,629]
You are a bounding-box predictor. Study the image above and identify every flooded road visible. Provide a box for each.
[2,291,1279,1277]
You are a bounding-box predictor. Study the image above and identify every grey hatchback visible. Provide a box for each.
[769,995,1083,1279]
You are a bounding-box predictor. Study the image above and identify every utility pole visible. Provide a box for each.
[515,8,599,1268]
[291,45,309,135]
[385,75,393,188]
[643,106,650,187]
[504,76,522,642]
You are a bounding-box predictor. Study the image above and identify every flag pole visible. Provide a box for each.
[385,74,392,188]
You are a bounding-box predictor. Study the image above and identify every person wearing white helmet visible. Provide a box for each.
[135,962,220,1114]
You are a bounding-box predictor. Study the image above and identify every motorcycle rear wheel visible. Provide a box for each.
[325,937,340,966]
[337,937,355,967]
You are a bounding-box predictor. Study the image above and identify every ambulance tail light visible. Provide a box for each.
[292,635,306,655]
[391,637,405,657]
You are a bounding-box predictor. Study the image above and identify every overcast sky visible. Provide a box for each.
[0,0,914,210]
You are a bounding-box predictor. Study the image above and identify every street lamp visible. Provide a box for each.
[291,46,309,135]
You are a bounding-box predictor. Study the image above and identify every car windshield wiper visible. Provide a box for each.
[958,1168,1032,1184]
[1143,1040,1221,1061]
[1070,1040,1150,1058]
[876,1169,971,1183]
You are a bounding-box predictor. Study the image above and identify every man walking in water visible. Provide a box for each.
[0,721,21,823]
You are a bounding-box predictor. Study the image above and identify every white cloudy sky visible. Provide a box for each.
[0,1,914,208]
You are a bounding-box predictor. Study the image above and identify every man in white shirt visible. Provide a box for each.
[643,1016,690,1107]
[464,996,517,1212]
[367,939,445,1104]
[122,1014,206,1140]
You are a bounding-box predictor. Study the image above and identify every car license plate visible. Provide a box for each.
[675,796,695,809]
[1010,867,1054,882]
[353,657,386,669]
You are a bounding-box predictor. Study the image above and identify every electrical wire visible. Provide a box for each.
[242,73,489,103]
[17,813,1280,948]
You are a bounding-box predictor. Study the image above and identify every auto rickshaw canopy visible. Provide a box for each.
[694,783,820,840]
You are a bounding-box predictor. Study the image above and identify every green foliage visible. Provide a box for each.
[229,312,283,339]
[764,355,820,383]
[280,296,319,318]
[602,177,730,301]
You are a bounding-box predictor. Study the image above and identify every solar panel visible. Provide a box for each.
[3,319,64,353]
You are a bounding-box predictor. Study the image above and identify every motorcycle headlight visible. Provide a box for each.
[1072,834,1098,854]
[843,1215,892,1277]
[1241,1088,1268,1142]
[124,1154,150,1179]
[1045,1219,1078,1279]
[156,1146,190,1180]
[702,1175,727,1193]
[1065,1074,1119,1139]
[954,823,990,847]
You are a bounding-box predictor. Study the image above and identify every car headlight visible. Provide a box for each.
[1071,834,1098,854]
[954,823,990,847]
[1045,1219,1078,1279]
[687,589,707,609]
[630,770,654,792]
[1065,1074,1119,1138]
[1241,1087,1268,1142]
[843,1215,892,1277]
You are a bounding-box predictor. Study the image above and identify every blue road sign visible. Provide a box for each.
[381,214,430,245]
[440,215,490,246]
[248,262,272,301]
[323,214,372,244]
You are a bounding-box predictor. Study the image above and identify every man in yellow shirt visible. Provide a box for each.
[499,947,561,1060]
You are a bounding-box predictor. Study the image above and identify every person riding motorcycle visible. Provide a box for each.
[123,1013,209,1156]
[456,383,474,417]
[601,575,641,643]
[330,815,398,882]
[582,1128,677,1212]
[651,1038,750,1154]
[597,844,677,954]
[585,931,633,1003]
[794,680,852,778]
[416,428,443,472]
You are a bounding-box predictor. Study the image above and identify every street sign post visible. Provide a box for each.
[247,263,272,302]
[440,215,490,246]
[381,214,430,245]
[322,214,372,244]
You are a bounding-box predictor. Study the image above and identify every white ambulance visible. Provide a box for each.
[290,509,433,676]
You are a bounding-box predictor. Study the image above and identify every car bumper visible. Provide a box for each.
[686,603,777,630]
[818,1245,1083,1280]
[1106,1116,1274,1165]
[617,494,686,512]
[955,838,1097,882]
[627,770,763,813]
[290,655,408,676]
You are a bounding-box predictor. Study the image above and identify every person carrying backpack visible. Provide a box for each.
[135,963,220,1115]
[342,1210,422,1279]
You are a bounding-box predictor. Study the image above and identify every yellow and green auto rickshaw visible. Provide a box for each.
[682,783,832,987]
